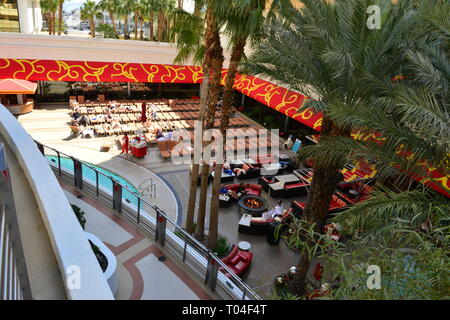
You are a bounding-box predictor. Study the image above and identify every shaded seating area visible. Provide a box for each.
[238,209,292,235]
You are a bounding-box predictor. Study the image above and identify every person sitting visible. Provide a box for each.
[261,208,272,220]
[228,183,247,199]
[219,184,229,195]
[105,110,113,123]
[156,129,164,140]
[271,200,284,218]
[72,110,81,120]
[78,115,88,126]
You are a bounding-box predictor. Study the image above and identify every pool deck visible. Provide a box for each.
[18,103,304,299]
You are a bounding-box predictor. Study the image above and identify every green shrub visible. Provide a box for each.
[71,204,86,230]
[214,236,230,258]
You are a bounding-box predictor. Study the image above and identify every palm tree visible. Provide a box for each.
[40,0,58,35]
[313,0,449,299]
[57,0,67,35]
[99,0,119,38]
[171,0,224,246]
[155,0,175,42]
[80,0,103,38]
[118,0,133,39]
[132,0,144,40]
[245,0,420,296]
[144,0,158,40]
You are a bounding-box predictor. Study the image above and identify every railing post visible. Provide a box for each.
[95,171,99,197]
[112,180,122,213]
[56,151,61,177]
[73,159,83,189]
[36,142,44,156]
[205,253,219,292]
[137,199,141,224]
[182,234,188,262]
[155,209,166,246]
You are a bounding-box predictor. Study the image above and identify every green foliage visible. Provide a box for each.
[213,236,230,258]
[97,23,117,38]
[71,204,86,230]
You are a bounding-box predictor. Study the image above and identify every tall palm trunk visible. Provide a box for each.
[57,0,63,35]
[185,68,210,234]
[288,116,351,296]
[139,18,144,40]
[148,12,154,40]
[178,0,183,9]
[109,10,117,38]
[157,10,164,41]
[194,2,223,242]
[90,18,95,38]
[203,7,224,250]
[51,12,56,35]
[134,13,139,40]
[124,16,129,39]
[220,40,246,135]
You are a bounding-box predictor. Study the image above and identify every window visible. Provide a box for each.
[0,0,20,33]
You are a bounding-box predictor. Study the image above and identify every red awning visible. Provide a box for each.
[0,79,37,94]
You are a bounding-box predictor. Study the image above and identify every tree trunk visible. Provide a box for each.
[195,163,209,241]
[51,12,56,35]
[157,10,164,41]
[204,6,224,250]
[185,68,210,234]
[124,16,129,39]
[220,40,246,135]
[57,0,63,35]
[109,10,117,38]
[134,13,138,40]
[288,116,351,297]
[178,0,183,9]
[194,1,202,16]
[90,19,95,38]
[149,12,154,40]
[140,18,145,40]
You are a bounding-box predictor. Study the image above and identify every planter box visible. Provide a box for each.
[85,232,118,297]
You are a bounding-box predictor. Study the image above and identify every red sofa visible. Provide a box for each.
[224,183,262,197]
[220,245,253,277]
[283,182,309,198]
[292,194,350,214]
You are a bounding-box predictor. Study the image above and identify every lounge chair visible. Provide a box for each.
[157,140,171,159]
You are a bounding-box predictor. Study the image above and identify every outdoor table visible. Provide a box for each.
[238,241,251,251]
[210,170,235,183]
[268,182,285,198]
[275,174,300,185]
[261,163,283,176]
[238,214,253,227]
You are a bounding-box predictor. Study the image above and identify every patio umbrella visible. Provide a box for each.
[141,102,147,123]
[0,79,37,94]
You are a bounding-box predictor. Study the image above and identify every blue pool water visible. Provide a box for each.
[47,156,140,206]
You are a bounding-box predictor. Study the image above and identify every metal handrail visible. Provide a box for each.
[36,141,260,300]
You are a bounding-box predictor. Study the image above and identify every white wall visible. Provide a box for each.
[0,32,231,66]
[17,0,42,34]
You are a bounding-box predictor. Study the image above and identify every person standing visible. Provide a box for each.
[121,133,129,154]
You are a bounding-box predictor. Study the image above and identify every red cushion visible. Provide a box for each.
[230,255,240,265]
[245,189,261,196]
[237,253,248,263]
[284,183,308,189]
[248,184,262,190]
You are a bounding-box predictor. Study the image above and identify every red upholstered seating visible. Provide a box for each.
[224,183,262,197]
[284,182,308,190]
[220,245,253,277]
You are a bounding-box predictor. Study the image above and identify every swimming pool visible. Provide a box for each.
[46,155,140,206]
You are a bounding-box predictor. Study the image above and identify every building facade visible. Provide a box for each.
[0,0,42,34]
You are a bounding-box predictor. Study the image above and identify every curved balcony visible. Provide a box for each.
[0,103,113,300]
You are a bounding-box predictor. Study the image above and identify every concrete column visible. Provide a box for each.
[17,94,23,105]
[127,83,131,98]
